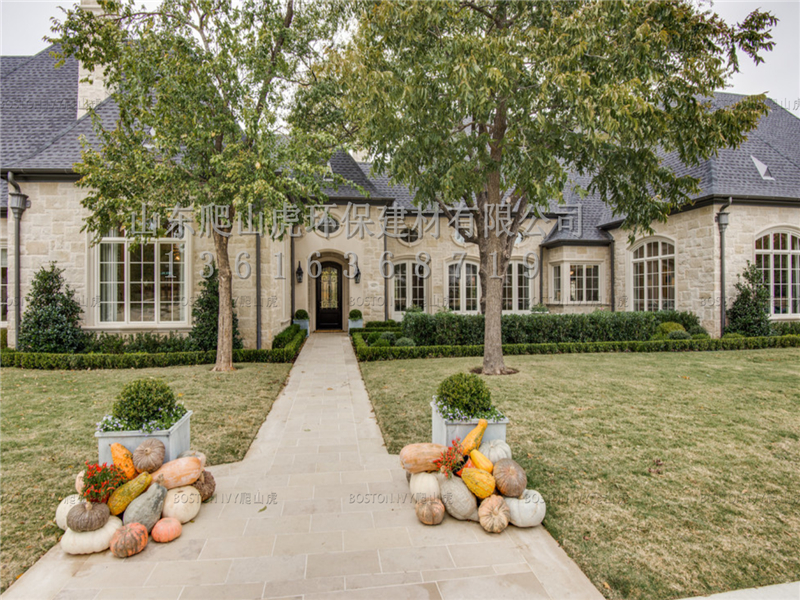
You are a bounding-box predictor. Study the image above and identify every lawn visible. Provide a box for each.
[360,348,800,600]
[0,362,291,592]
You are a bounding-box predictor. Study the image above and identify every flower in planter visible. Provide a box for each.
[80,461,127,503]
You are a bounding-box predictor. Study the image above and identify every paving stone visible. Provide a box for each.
[305,550,381,578]
[178,582,265,599]
[379,546,456,573]
[145,559,231,587]
[272,531,343,556]
[436,572,551,599]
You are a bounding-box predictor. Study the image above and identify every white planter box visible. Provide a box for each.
[96,410,192,465]
[348,319,363,330]
[294,319,309,334]
[430,400,507,447]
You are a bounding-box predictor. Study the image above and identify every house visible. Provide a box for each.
[1,41,799,349]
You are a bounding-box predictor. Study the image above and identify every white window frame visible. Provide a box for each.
[629,237,675,312]
[551,261,604,305]
[93,233,192,328]
[390,259,428,320]
[754,227,800,318]
[502,261,536,312]
[445,259,481,314]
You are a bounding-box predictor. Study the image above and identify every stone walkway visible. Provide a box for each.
[3,333,602,600]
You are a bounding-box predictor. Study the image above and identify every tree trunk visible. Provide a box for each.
[213,229,235,372]
[480,234,510,375]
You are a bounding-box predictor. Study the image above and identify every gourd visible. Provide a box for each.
[75,471,84,494]
[460,468,496,499]
[133,439,165,474]
[409,472,440,501]
[505,490,546,528]
[110,522,148,558]
[415,498,445,526]
[493,459,527,498]
[151,517,182,543]
[178,449,207,469]
[162,485,202,523]
[191,470,216,502]
[478,439,512,464]
[478,495,510,534]
[61,516,123,555]
[108,472,152,516]
[150,457,203,489]
[438,475,479,522]
[399,443,446,474]
[67,501,110,532]
[110,443,137,480]
[469,449,493,473]
[123,483,167,532]
[55,494,82,530]
[458,419,488,455]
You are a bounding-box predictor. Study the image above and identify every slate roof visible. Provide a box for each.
[2,43,797,243]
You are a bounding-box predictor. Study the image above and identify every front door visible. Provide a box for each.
[316,262,343,330]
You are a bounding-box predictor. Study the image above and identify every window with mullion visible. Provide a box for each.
[1,247,8,323]
[632,239,675,311]
[447,262,481,313]
[755,231,800,316]
[393,261,426,314]
[569,264,600,303]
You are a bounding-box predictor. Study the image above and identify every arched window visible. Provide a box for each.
[392,260,426,315]
[447,261,480,312]
[755,230,800,316]
[631,239,675,311]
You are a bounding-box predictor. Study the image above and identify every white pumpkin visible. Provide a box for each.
[61,516,123,555]
[478,440,512,464]
[178,449,207,469]
[162,486,202,523]
[409,472,440,501]
[505,489,546,527]
[75,471,85,494]
[55,494,83,530]
[438,474,479,522]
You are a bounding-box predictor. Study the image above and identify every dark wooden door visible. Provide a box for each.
[316,262,342,330]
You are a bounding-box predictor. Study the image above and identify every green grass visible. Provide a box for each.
[0,363,291,592]
[361,349,800,600]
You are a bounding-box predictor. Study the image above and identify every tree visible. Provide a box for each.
[18,263,85,353]
[726,261,772,337]
[189,266,243,352]
[52,0,342,371]
[309,0,776,374]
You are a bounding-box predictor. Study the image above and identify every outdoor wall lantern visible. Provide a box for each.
[295,262,303,284]
[354,264,361,284]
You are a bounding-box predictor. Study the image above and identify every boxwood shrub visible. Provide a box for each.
[272,324,301,349]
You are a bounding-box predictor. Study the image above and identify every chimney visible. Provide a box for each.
[77,0,109,119]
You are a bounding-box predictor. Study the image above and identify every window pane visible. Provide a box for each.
[129,243,156,322]
[793,254,800,315]
[570,265,583,302]
[587,265,599,303]
[1,248,8,322]
[756,235,768,250]
[661,258,674,310]
[633,261,644,311]
[646,259,660,311]
[517,263,530,310]
[394,263,407,312]
[159,242,185,322]
[553,266,561,302]
[502,264,513,310]
[100,242,125,322]
[774,253,788,314]
[412,265,425,310]
[448,264,460,311]
[466,264,478,311]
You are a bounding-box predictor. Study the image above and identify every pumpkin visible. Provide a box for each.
[191,470,216,502]
[123,483,167,532]
[493,459,527,498]
[505,490,546,528]
[178,449,207,469]
[399,443,446,474]
[133,439,165,473]
[55,494,83,530]
[67,501,110,532]
[150,457,203,489]
[109,522,148,558]
[409,472,440,501]
[458,419,488,455]
[478,439,512,463]
[469,449,493,473]
[108,472,152,516]
[438,475,479,522]
[478,494,510,533]
[162,486,202,523]
[61,516,123,555]
[460,468,496,499]
[110,443,137,480]
[415,498,445,526]
[151,517,182,543]
[75,471,84,494]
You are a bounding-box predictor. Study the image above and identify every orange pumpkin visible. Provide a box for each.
[458,420,488,455]
[151,517,182,543]
[110,443,137,480]
[150,457,203,489]
[109,522,148,558]
[399,443,447,474]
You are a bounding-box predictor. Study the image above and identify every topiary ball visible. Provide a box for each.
[437,373,493,419]
[395,337,416,347]
[112,379,185,430]
[657,322,686,336]
[667,330,692,340]
[372,338,391,347]
[380,332,397,345]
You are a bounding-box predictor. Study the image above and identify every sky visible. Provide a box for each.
[1,0,798,117]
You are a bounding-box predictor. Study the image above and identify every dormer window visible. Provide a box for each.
[751,156,775,181]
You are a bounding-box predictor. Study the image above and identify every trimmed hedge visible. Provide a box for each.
[272,324,302,349]
[349,327,402,337]
[774,321,800,336]
[352,332,800,362]
[401,310,702,346]
[364,320,398,329]
[0,330,307,370]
